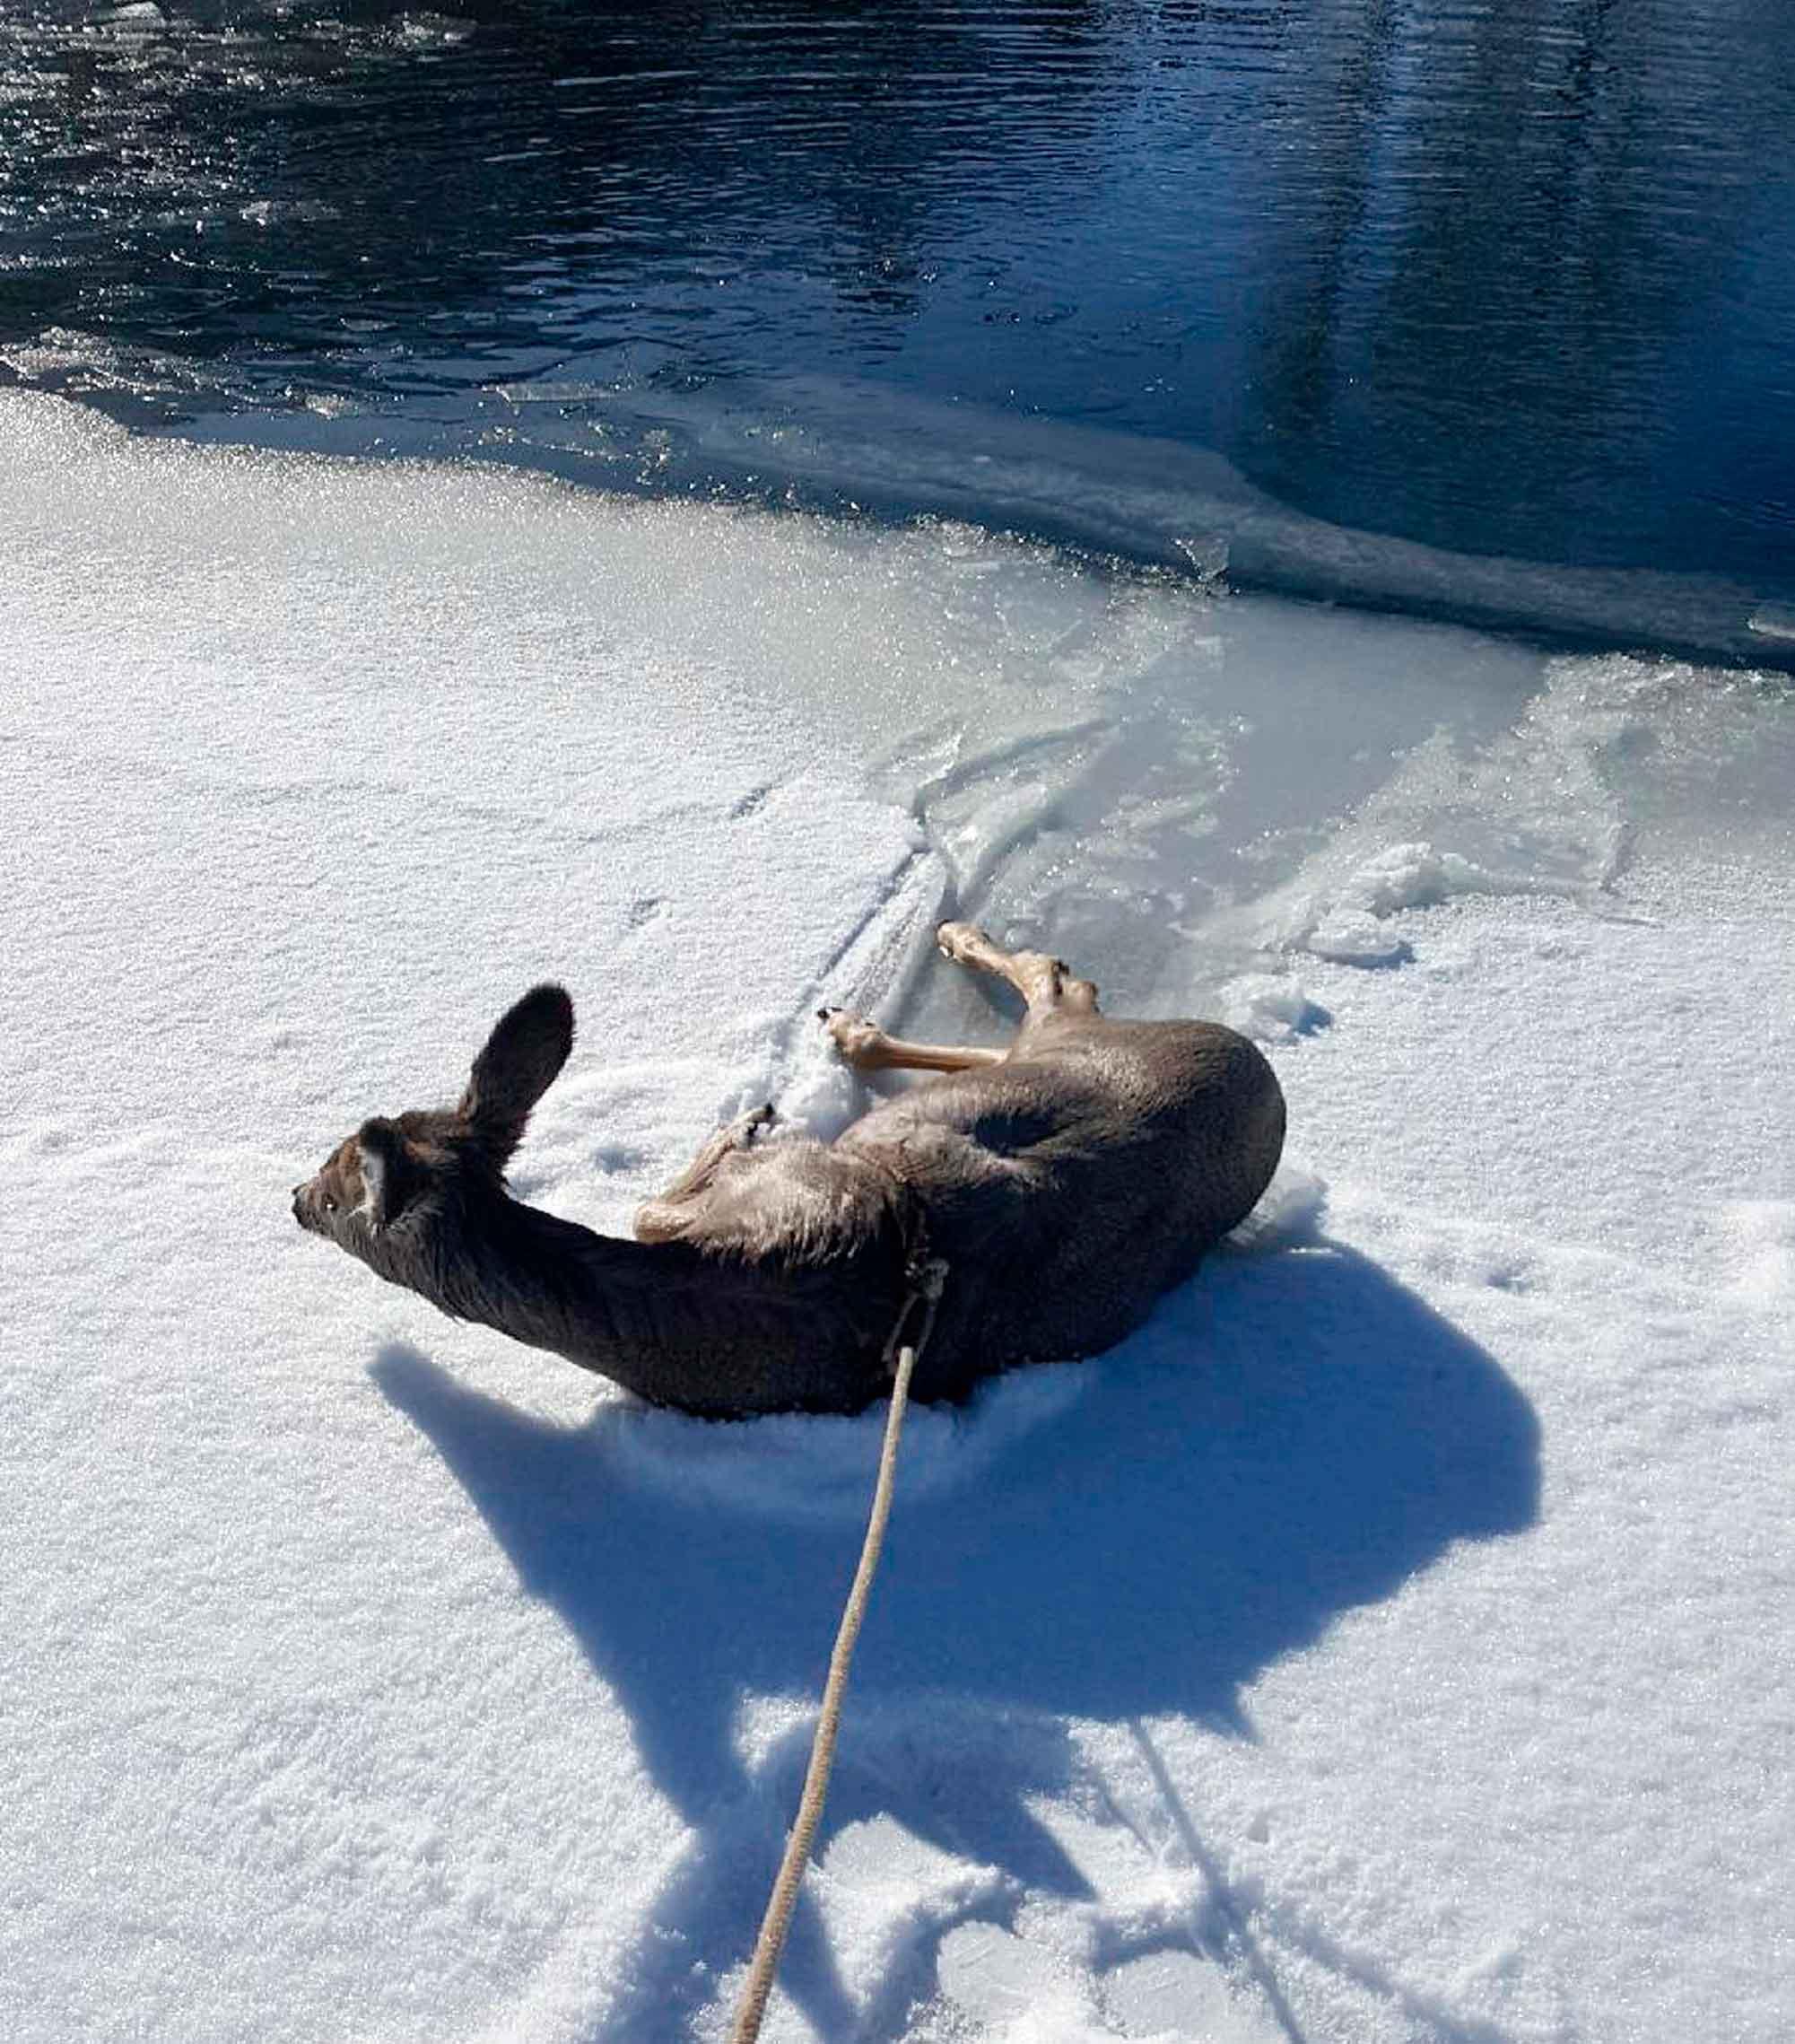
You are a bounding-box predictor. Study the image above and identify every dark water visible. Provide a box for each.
[4,0,1793,659]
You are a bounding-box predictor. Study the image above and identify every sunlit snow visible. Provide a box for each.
[3,390,1791,2044]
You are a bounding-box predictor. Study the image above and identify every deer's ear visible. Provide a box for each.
[356,1117,419,1229]
[457,983,575,1165]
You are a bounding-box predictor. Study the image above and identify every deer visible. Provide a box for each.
[292,922,1285,1418]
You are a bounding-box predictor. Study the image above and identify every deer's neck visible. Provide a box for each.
[399,1190,898,1417]
[428,1195,638,1356]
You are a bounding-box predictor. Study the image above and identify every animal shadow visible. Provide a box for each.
[372,1237,1538,2040]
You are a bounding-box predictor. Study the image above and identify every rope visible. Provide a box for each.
[728,1257,948,2044]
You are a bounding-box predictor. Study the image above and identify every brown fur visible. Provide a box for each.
[292,922,1285,1416]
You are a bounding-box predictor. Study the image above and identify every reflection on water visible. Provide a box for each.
[3,0,1792,626]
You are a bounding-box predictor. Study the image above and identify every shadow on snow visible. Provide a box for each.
[372,1236,1538,2040]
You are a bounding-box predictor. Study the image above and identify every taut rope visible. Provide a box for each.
[728,1256,948,2044]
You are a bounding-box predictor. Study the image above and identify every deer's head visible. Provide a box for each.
[292,984,575,1269]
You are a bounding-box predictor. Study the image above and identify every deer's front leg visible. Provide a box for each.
[936,920,1100,1017]
[659,1104,777,1197]
[819,1007,1007,1074]
[635,1105,775,1242]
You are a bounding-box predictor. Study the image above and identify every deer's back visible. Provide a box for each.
[838,1014,1285,1398]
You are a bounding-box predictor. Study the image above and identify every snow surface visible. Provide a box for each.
[2,390,1791,2044]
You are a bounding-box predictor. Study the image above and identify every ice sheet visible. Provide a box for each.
[3,390,1791,2044]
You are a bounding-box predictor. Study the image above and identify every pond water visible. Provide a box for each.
[4,0,1793,661]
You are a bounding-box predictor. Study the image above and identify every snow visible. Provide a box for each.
[2,389,1791,2044]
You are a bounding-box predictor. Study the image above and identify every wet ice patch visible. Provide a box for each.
[1206,651,1793,988]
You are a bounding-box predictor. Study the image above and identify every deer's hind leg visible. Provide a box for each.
[819,1007,1007,1074]
[936,921,1100,1018]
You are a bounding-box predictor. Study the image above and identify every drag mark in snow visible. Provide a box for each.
[816,847,947,1000]
[757,843,951,1123]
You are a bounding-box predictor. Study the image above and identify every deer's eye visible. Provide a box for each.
[322,1194,338,1214]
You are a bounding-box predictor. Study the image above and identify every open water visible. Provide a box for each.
[4,0,1793,663]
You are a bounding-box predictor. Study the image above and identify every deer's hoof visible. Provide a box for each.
[820,1009,884,1062]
